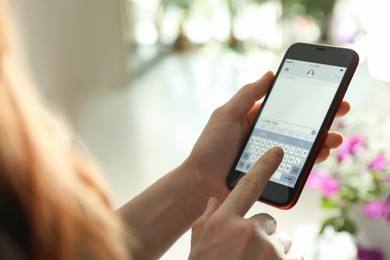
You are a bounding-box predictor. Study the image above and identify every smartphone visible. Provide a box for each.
[227,42,359,209]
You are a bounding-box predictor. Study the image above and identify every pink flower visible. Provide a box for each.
[383,201,390,223]
[320,176,340,197]
[368,153,388,171]
[363,201,390,222]
[363,201,384,219]
[307,170,323,189]
[308,170,340,197]
[337,134,366,162]
[358,246,384,260]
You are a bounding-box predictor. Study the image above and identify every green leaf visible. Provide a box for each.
[319,215,358,236]
[339,216,358,235]
[321,197,336,209]
[319,217,337,234]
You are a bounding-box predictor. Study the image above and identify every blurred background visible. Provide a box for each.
[7,0,390,259]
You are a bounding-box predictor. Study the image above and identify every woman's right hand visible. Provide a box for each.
[189,147,302,260]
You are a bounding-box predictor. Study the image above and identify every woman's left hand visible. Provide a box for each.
[184,71,351,202]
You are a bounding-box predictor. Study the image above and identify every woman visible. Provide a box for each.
[0,0,351,259]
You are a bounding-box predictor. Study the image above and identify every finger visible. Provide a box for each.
[315,132,344,163]
[249,213,277,235]
[315,148,331,164]
[265,232,290,257]
[336,100,351,117]
[225,71,274,120]
[191,198,221,229]
[256,230,286,258]
[285,253,304,260]
[220,147,283,216]
[191,197,220,246]
[246,101,263,127]
[274,231,292,253]
[323,131,344,149]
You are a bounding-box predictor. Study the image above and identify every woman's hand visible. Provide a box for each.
[189,148,302,260]
[119,71,350,259]
[185,71,351,202]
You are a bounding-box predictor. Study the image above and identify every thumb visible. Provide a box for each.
[191,197,220,247]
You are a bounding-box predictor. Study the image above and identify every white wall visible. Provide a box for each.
[7,0,128,119]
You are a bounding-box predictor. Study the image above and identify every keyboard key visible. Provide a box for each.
[244,162,253,171]
[239,133,311,186]
[272,171,282,180]
[237,160,245,170]
[294,157,301,165]
[281,174,297,185]
[288,156,295,164]
[279,163,285,170]
[290,166,300,175]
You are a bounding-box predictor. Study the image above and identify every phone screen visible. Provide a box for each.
[234,59,347,188]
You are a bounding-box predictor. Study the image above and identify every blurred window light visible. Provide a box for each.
[134,20,159,45]
[335,0,390,83]
[331,0,390,83]
[234,2,282,49]
[330,13,360,44]
[185,17,212,44]
[327,0,367,58]
[129,0,160,45]
[287,16,321,44]
[181,3,212,44]
[209,5,230,42]
[158,8,181,45]
[365,0,390,83]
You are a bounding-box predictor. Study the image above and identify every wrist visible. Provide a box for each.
[179,155,231,207]
[173,160,211,215]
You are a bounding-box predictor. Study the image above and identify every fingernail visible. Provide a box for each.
[262,70,273,79]
[282,239,292,252]
[269,147,284,159]
[264,220,277,234]
[276,231,292,252]
[254,71,272,82]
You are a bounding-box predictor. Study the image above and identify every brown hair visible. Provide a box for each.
[0,1,129,259]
